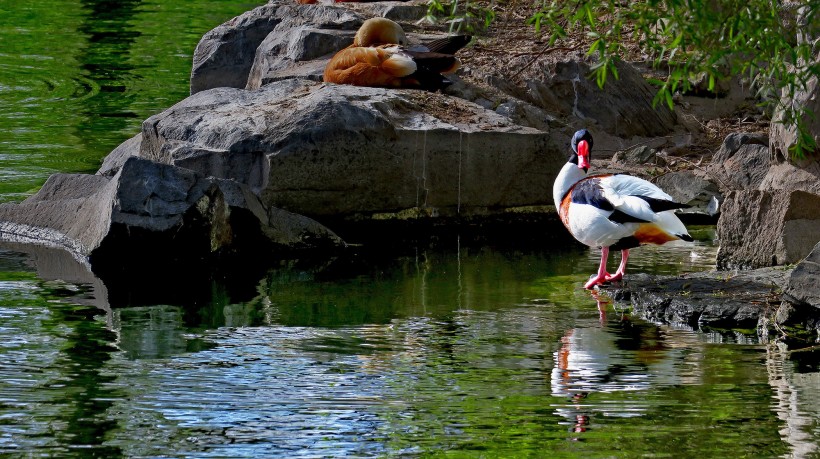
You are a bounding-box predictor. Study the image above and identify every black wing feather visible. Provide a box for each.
[638,196,691,212]
[570,178,613,210]
[421,35,471,54]
[608,209,651,224]
[404,51,459,73]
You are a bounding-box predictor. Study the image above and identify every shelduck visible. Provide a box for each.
[553,129,694,289]
[323,18,470,91]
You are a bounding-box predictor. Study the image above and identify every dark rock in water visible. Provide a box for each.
[606,267,790,330]
[0,157,343,269]
[605,262,820,345]
[762,242,820,345]
[716,190,820,269]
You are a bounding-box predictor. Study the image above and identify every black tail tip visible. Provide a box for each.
[677,233,694,242]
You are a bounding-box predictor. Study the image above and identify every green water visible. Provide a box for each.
[0,0,257,201]
[1,0,820,457]
[2,240,819,457]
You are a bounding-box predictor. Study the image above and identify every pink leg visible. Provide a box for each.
[605,249,629,282]
[584,247,612,289]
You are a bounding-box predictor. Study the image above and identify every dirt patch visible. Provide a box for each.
[424,1,770,163]
[402,90,516,130]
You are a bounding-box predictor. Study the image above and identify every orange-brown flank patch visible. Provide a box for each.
[634,223,676,245]
[559,193,572,229]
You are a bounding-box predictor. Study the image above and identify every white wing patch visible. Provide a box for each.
[382,47,417,77]
[600,174,674,223]
[602,175,673,201]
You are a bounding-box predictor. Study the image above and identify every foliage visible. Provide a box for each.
[422,0,496,33]
[527,0,819,158]
[429,0,820,158]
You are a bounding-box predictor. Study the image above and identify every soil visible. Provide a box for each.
[419,1,771,179]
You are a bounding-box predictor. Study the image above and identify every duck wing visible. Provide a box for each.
[323,46,417,86]
[599,174,690,222]
[416,35,472,54]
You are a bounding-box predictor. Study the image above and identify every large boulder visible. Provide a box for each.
[140,79,560,220]
[191,1,686,154]
[0,157,342,267]
[759,159,820,195]
[716,190,820,269]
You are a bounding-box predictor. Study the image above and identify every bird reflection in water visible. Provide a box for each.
[551,291,672,440]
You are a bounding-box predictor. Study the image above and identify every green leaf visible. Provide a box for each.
[664,89,674,109]
[587,39,601,56]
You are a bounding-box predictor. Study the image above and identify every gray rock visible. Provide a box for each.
[494,99,559,132]
[140,79,559,220]
[98,133,141,177]
[612,145,658,165]
[510,59,679,139]
[716,190,820,269]
[245,6,364,90]
[191,2,432,93]
[191,1,684,150]
[190,3,283,94]
[715,132,769,158]
[707,132,770,191]
[759,160,820,194]
[607,267,790,330]
[783,241,820,309]
[769,12,819,162]
[0,157,343,263]
[654,170,721,217]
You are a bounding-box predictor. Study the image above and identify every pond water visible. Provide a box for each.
[1,0,820,457]
[2,237,820,457]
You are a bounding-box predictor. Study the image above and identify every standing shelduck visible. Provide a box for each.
[553,129,694,289]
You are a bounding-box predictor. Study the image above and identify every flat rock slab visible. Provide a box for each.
[605,268,791,330]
